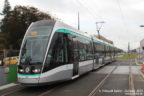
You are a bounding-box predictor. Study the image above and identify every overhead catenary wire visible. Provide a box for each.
[116,0,129,32]
[75,0,120,33]
[75,0,130,50]
[76,0,107,36]
[78,0,116,22]
[76,0,103,20]
[116,0,130,50]
[82,0,109,21]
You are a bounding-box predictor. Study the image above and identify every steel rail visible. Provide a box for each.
[1,87,25,96]
[129,59,136,96]
[88,64,119,96]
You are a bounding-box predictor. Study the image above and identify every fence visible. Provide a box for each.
[7,65,17,83]
[0,49,19,86]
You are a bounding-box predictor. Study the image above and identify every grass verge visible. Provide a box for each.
[118,54,136,59]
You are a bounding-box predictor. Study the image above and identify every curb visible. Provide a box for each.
[135,58,144,79]
[0,83,18,91]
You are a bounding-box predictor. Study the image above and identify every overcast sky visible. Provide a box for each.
[0,0,144,51]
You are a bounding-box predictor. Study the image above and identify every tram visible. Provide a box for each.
[18,20,119,86]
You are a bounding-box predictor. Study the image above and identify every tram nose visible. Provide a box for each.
[18,65,42,85]
[18,74,40,85]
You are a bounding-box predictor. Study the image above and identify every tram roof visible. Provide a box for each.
[55,20,116,48]
[33,20,116,48]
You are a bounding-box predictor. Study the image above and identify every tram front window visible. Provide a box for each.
[20,26,53,65]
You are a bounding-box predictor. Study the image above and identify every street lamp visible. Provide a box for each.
[140,25,144,27]
[96,21,105,39]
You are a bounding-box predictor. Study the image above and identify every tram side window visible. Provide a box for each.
[101,45,105,57]
[73,37,79,61]
[79,41,86,61]
[43,33,68,72]
[67,34,74,63]
[84,43,88,60]
[78,37,93,61]
[94,42,98,59]
[108,46,111,57]
[86,41,93,60]
[106,46,108,57]
[95,43,103,57]
[111,48,114,57]
[109,47,112,57]
[104,45,106,57]
[110,47,113,56]
[105,46,109,57]
[78,37,86,61]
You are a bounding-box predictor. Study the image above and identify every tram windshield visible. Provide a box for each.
[20,26,53,65]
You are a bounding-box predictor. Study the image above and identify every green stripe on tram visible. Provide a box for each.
[18,73,40,76]
[56,29,71,34]
[56,29,90,40]
[56,29,114,48]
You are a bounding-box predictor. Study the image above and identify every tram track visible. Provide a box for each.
[38,63,116,96]
[1,86,25,96]
[38,83,65,96]
[38,62,120,96]
[0,83,65,96]
[129,59,136,96]
[0,60,124,96]
[88,63,119,96]
[88,59,136,96]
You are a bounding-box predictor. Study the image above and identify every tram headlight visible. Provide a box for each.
[19,69,24,73]
[32,69,40,73]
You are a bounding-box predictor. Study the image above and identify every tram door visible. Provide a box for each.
[73,39,79,76]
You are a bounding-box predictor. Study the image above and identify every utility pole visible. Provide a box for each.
[78,11,80,30]
[128,42,130,55]
[96,21,105,39]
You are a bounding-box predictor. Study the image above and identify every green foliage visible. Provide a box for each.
[0,0,11,34]
[0,38,7,44]
[2,0,11,15]
[0,3,55,49]
[118,54,136,59]
[0,34,9,49]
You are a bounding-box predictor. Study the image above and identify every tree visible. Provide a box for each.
[1,5,56,49]
[0,34,9,49]
[2,0,11,15]
[0,0,11,33]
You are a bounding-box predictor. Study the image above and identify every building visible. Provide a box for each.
[95,35,114,44]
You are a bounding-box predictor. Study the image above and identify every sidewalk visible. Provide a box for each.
[0,83,18,91]
[0,65,17,86]
[0,66,7,86]
[0,66,18,91]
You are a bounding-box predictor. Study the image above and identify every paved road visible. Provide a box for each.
[0,59,143,96]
